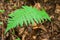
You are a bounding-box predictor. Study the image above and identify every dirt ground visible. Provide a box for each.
[0,0,60,40]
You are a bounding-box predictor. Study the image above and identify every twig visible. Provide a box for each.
[1,15,4,40]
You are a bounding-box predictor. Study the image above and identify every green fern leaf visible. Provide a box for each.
[41,8,51,21]
[5,6,51,34]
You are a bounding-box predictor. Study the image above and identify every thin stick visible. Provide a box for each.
[1,15,4,40]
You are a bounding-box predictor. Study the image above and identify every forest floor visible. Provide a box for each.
[0,0,60,40]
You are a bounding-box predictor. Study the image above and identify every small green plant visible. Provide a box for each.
[5,6,51,34]
[0,10,5,13]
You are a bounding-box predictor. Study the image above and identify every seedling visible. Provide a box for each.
[5,6,51,34]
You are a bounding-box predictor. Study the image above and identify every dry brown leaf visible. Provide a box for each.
[34,3,41,10]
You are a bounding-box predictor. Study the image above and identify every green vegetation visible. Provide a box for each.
[0,10,5,13]
[5,6,51,34]
[0,22,3,25]
[16,37,21,40]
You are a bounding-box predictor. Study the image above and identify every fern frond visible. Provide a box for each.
[5,6,51,34]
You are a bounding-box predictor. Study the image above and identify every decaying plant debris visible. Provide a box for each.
[0,0,60,40]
